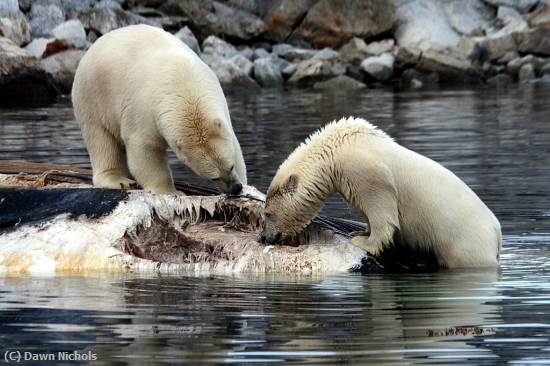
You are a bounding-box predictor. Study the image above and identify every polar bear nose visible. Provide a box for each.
[229,182,242,195]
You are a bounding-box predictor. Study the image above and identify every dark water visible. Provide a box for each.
[1,85,550,364]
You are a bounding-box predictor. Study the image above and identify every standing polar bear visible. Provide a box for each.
[72,25,247,194]
[262,117,501,268]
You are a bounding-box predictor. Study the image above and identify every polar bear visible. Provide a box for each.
[72,25,247,194]
[261,117,501,268]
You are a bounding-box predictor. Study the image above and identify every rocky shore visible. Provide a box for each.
[1,0,550,103]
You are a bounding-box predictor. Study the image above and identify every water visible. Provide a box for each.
[1,84,549,364]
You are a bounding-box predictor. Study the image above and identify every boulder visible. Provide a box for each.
[506,54,546,76]
[514,28,550,56]
[395,0,460,51]
[0,37,58,104]
[95,0,123,8]
[487,73,513,87]
[0,3,32,46]
[416,49,478,81]
[264,0,316,42]
[481,0,539,13]
[272,43,317,62]
[50,20,88,49]
[287,55,346,87]
[253,57,284,87]
[288,0,396,48]
[202,55,259,91]
[339,37,369,63]
[442,0,494,36]
[496,50,520,64]
[281,63,297,78]
[312,48,340,60]
[529,1,550,29]
[222,0,272,16]
[39,49,86,92]
[174,26,200,55]
[24,38,72,59]
[360,53,394,81]
[29,0,66,38]
[127,0,167,7]
[365,39,395,56]
[518,63,536,83]
[401,68,439,87]
[76,7,159,35]
[313,75,366,91]
[253,47,270,60]
[62,0,96,15]
[202,35,239,58]
[231,53,253,76]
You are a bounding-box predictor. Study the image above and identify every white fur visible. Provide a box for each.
[72,25,247,193]
[271,116,501,268]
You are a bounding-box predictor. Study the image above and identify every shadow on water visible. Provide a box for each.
[0,84,550,363]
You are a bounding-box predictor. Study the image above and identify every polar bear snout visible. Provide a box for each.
[213,172,243,195]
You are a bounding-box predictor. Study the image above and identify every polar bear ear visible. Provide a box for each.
[282,174,299,193]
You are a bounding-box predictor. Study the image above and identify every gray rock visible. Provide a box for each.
[264,0,316,42]
[313,75,366,91]
[62,0,96,15]
[542,63,550,76]
[202,54,259,91]
[29,0,65,38]
[507,54,546,76]
[253,48,270,60]
[492,6,528,36]
[514,28,550,56]
[518,63,536,83]
[416,49,478,81]
[76,7,159,35]
[95,0,123,8]
[24,38,72,59]
[339,37,369,63]
[239,47,254,60]
[288,0,396,48]
[529,1,550,29]
[395,0,460,51]
[174,26,200,55]
[443,0,494,36]
[39,49,86,92]
[87,30,99,43]
[360,53,394,81]
[496,50,519,64]
[287,56,346,87]
[401,68,439,87]
[209,1,265,41]
[482,0,539,13]
[231,54,253,76]
[19,0,32,12]
[272,43,317,62]
[268,56,291,73]
[50,20,88,49]
[127,0,167,7]
[312,48,340,60]
[487,73,512,87]
[0,5,32,46]
[253,57,284,87]
[365,39,395,56]
[222,0,273,17]
[202,35,239,59]
[0,36,37,76]
[281,63,297,78]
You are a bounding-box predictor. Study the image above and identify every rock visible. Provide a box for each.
[365,39,395,56]
[477,34,516,61]
[493,6,528,36]
[401,68,439,87]
[281,63,296,78]
[518,63,536,83]
[202,35,239,58]
[481,0,539,13]
[87,30,99,43]
[0,4,31,46]
[202,54,259,91]
[50,20,88,49]
[174,26,200,55]
[395,46,422,68]
[95,0,123,8]
[288,0,396,48]
[395,0,460,51]
[239,47,253,60]
[39,49,85,92]
[496,50,519,64]
[209,1,265,41]
[76,7,159,35]
[29,0,66,38]
[507,54,546,76]
[0,37,58,104]
[222,0,272,16]
[457,37,483,62]
[416,49,478,81]
[272,43,317,62]
[253,57,284,87]
[529,1,550,29]
[360,53,394,81]
[264,0,315,42]
[443,0,494,36]
[487,73,513,87]
[312,48,340,60]
[231,54,253,76]
[127,0,167,7]
[253,47,269,60]
[287,56,346,87]
[313,75,366,91]
[514,28,550,56]
[62,0,96,15]
[24,38,72,59]
[542,63,550,75]
[339,37,369,63]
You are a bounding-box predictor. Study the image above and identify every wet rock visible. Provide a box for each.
[518,63,536,83]
[0,37,58,104]
[39,49,85,92]
[174,26,200,55]
[339,37,369,63]
[202,35,239,59]
[50,20,88,49]
[29,0,66,38]
[253,47,269,60]
[487,73,513,87]
[395,0,460,51]
[401,68,439,87]
[288,0,396,48]
[264,0,315,42]
[417,49,478,81]
[514,28,550,56]
[507,54,546,76]
[253,57,284,87]
[312,48,340,60]
[313,75,366,91]
[272,43,317,62]
[62,0,96,15]
[24,38,72,59]
[395,46,422,68]
[482,0,539,13]
[239,47,254,60]
[231,54,253,76]
[281,63,296,78]
[443,0,494,36]
[360,53,394,81]
[96,0,123,8]
[529,1,550,29]
[477,34,516,61]
[542,63,550,76]
[0,4,31,46]
[76,7,159,35]
[365,39,396,56]
[202,53,259,91]
[287,55,346,87]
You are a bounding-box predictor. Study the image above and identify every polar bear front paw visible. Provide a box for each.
[350,233,385,256]
[95,172,137,190]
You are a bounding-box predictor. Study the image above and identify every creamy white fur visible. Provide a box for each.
[266,117,501,268]
[72,25,247,193]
